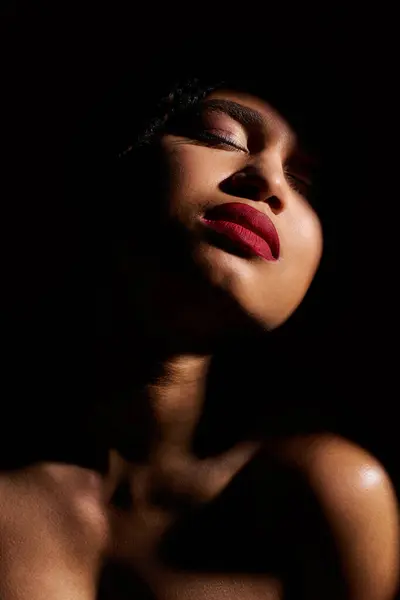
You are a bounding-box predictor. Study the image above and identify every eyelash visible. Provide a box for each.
[283,167,312,195]
[193,130,248,153]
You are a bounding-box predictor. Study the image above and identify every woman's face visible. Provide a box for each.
[120,89,323,341]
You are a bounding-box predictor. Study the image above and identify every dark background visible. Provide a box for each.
[4,9,400,520]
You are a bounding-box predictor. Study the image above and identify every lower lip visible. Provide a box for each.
[202,219,276,261]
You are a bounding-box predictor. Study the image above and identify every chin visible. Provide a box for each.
[192,241,306,333]
[232,298,299,334]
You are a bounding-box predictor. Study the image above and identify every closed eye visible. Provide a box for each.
[191,130,248,153]
[161,106,248,153]
[283,166,312,196]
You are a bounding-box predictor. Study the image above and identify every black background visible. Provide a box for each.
[3,8,400,518]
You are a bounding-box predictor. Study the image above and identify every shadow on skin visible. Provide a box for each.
[97,560,156,600]
[155,447,347,599]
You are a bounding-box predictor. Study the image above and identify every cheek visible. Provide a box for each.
[287,202,323,266]
[163,145,232,215]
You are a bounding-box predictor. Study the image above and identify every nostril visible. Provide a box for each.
[237,183,260,199]
[268,195,282,212]
[221,178,261,201]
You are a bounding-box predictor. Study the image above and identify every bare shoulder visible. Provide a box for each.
[0,462,108,531]
[267,433,400,600]
[0,463,110,599]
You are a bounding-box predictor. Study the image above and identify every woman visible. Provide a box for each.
[1,62,399,599]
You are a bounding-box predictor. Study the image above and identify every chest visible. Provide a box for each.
[98,565,284,600]
[97,447,297,600]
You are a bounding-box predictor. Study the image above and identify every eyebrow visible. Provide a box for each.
[199,99,266,129]
[199,98,297,150]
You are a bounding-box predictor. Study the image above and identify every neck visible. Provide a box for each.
[144,351,213,454]
[98,336,214,461]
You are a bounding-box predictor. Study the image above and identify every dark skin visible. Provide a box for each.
[1,90,399,599]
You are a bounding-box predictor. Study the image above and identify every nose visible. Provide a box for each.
[223,164,286,214]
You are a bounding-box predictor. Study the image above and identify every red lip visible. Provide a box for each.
[201,202,280,261]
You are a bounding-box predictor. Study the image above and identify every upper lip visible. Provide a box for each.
[202,202,280,259]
